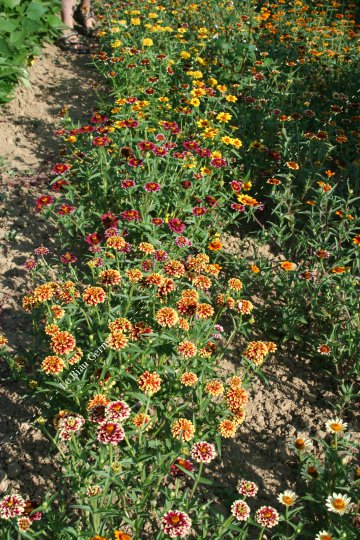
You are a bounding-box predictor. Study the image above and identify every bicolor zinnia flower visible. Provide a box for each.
[106,401,131,422]
[237,479,258,497]
[137,371,162,395]
[218,419,237,438]
[231,500,250,521]
[97,422,125,445]
[161,510,192,538]
[155,307,179,327]
[177,340,197,358]
[170,458,194,477]
[82,286,107,305]
[180,372,198,387]
[41,355,65,375]
[107,331,128,351]
[171,418,195,442]
[17,516,32,531]
[255,506,279,528]
[50,330,76,356]
[191,441,216,463]
[0,494,26,519]
[315,531,333,540]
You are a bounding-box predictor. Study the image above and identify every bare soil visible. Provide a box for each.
[0,43,97,497]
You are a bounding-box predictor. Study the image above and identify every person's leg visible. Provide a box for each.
[60,0,89,52]
[78,0,96,29]
[61,0,76,30]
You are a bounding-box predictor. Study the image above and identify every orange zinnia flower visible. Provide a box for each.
[42,355,65,375]
[280,261,296,271]
[218,419,237,438]
[177,340,197,358]
[208,239,223,251]
[50,330,76,356]
[155,307,179,327]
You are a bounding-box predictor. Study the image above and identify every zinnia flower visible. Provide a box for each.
[277,490,297,506]
[315,531,333,540]
[231,500,250,521]
[0,494,26,519]
[170,458,194,477]
[325,417,347,434]
[41,355,65,375]
[191,441,216,463]
[50,330,76,356]
[156,307,179,327]
[255,506,279,528]
[97,422,125,445]
[106,401,131,422]
[161,510,192,538]
[325,493,352,515]
[237,479,258,497]
[171,418,195,442]
[82,286,107,305]
[137,371,162,395]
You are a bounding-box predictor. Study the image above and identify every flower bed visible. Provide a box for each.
[0,0,359,538]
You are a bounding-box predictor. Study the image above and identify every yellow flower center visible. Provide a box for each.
[294,438,305,449]
[330,423,342,432]
[333,498,345,510]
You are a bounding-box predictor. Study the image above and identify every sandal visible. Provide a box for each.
[73,5,98,36]
[58,30,90,54]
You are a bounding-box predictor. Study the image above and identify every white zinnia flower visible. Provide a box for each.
[325,492,352,515]
[325,417,348,434]
[277,489,298,506]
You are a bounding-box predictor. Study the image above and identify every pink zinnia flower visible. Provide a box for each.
[230,180,243,192]
[34,246,49,256]
[60,252,77,264]
[168,218,185,234]
[144,182,161,192]
[154,249,168,262]
[97,422,125,444]
[255,506,279,528]
[0,494,26,519]
[151,217,163,226]
[231,203,245,212]
[86,232,102,245]
[192,206,206,216]
[121,179,136,188]
[105,227,119,238]
[24,259,36,270]
[105,401,131,422]
[210,157,227,168]
[121,209,141,222]
[169,458,194,478]
[175,236,192,247]
[191,441,216,463]
[231,500,250,521]
[161,510,192,538]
